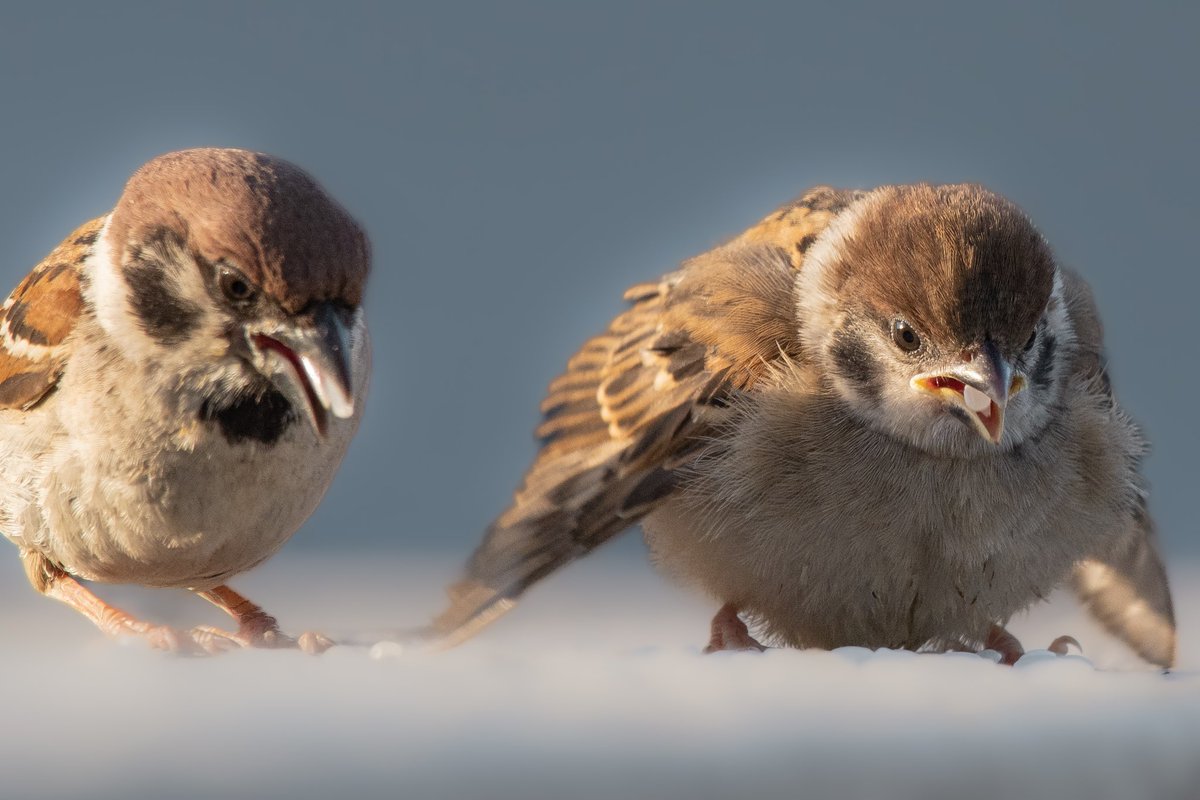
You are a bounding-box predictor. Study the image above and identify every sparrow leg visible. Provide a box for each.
[195,585,335,654]
[704,603,767,653]
[31,563,235,655]
[984,624,1025,665]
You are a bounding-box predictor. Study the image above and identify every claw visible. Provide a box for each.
[984,623,1025,666]
[1048,634,1082,656]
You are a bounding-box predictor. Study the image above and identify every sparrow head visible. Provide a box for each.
[88,147,370,437]
[798,183,1072,454]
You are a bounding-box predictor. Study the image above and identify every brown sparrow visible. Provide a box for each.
[0,148,370,654]
[433,184,1176,668]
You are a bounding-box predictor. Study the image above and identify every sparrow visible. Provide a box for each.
[432,183,1176,668]
[0,148,371,654]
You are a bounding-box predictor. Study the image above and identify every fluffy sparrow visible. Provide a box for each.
[0,148,370,654]
[433,184,1175,667]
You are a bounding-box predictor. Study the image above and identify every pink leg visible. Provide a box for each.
[704,603,767,653]
[985,624,1025,665]
[196,584,334,654]
[42,571,237,655]
[26,549,329,656]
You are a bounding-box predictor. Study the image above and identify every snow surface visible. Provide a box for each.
[1,543,1197,800]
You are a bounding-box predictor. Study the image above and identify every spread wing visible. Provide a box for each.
[0,218,102,410]
[1058,268,1176,668]
[434,187,860,645]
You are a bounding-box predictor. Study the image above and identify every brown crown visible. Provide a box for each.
[108,148,370,313]
[824,183,1055,354]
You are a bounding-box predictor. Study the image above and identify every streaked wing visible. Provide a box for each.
[434,187,860,645]
[1073,501,1176,668]
[1060,267,1176,668]
[0,218,102,410]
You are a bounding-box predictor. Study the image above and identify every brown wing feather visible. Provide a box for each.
[1059,268,1176,667]
[0,218,102,410]
[1073,500,1176,668]
[434,188,860,645]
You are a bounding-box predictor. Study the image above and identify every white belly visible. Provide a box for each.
[0,322,368,590]
[33,417,354,588]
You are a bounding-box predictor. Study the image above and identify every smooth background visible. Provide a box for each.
[1,1,1196,559]
[1,4,1198,799]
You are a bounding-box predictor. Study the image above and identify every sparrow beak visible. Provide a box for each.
[911,339,1025,445]
[249,302,356,437]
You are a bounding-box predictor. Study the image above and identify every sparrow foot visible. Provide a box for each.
[182,625,248,655]
[297,631,336,654]
[704,603,767,653]
[1048,634,1083,656]
[985,623,1025,665]
[196,584,336,654]
[40,572,232,655]
[985,625,1083,665]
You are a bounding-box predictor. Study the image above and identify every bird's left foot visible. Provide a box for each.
[984,624,1083,665]
[704,603,767,653]
[196,585,335,654]
[1047,634,1082,656]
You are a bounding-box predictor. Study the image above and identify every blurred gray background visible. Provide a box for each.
[1,0,1196,561]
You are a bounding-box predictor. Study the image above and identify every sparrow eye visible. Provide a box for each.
[1023,328,1038,352]
[217,267,258,306]
[891,320,921,353]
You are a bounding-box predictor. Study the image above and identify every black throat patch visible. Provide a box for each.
[200,387,296,445]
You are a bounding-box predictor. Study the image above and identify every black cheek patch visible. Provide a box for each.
[124,262,201,345]
[830,330,881,404]
[200,387,296,445]
[1031,333,1057,389]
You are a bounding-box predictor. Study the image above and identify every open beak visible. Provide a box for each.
[910,340,1025,445]
[249,302,356,437]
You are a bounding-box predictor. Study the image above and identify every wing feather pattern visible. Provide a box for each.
[434,188,859,645]
[1060,268,1177,667]
[0,218,102,410]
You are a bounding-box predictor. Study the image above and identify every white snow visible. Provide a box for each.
[2,543,1197,800]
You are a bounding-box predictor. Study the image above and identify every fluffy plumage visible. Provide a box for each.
[434,183,1175,668]
[0,148,371,653]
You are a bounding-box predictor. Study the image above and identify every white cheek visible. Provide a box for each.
[83,217,136,346]
[793,189,887,356]
[84,221,227,366]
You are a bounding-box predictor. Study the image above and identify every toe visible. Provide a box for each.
[188,625,248,655]
[297,631,336,654]
[1048,635,1083,656]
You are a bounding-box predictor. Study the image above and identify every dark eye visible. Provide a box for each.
[218,267,257,305]
[891,319,921,352]
[1023,328,1038,352]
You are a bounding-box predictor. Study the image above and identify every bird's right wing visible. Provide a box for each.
[1060,267,1176,668]
[1073,499,1176,668]
[0,218,103,410]
[433,187,861,646]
